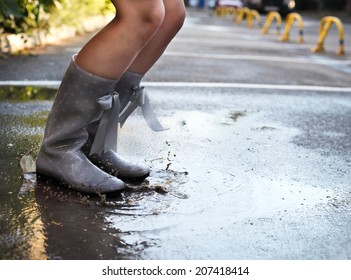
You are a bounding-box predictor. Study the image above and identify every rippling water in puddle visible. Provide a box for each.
[0,87,193,259]
[30,167,189,259]
[1,86,351,260]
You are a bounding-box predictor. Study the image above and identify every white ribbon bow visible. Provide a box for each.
[89,91,120,156]
[119,86,168,132]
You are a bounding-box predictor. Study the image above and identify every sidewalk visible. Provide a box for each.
[0,15,113,54]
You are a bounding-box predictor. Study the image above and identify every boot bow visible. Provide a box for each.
[119,86,168,132]
[90,91,120,156]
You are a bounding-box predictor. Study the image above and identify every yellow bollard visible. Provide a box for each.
[227,7,236,16]
[215,6,222,17]
[216,6,226,17]
[235,7,251,25]
[216,6,235,18]
[279,13,304,43]
[232,7,241,22]
[311,16,345,55]
[247,10,262,29]
[225,7,235,17]
[261,11,282,35]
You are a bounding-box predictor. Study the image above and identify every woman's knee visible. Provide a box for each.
[115,1,165,34]
[164,0,186,33]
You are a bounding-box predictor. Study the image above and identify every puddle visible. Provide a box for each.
[1,85,351,259]
[1,154,189,260]
[0,90,47,259]
[9,166,188,260]
[0,86,190,259]
[0,114,45,157]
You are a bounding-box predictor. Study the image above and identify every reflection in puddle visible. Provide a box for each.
[13,152,189,259]
[112,169,189,215]
[0,85,190,259]
[1,88,49,259]
[2,85,350,259]
[31,167,188,260]
[0,183,46,260]
[33,169,188,210]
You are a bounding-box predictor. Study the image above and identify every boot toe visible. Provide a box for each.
[93,175,125,193]
[97,150,150,182]
[118,163,150,182]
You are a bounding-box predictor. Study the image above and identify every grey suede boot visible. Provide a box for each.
[84,71,166,182]
[36,56,125,194]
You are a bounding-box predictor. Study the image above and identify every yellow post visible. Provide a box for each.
[247,10,262,29]
[215,6,223,17]
[232,7,240,22]
[311,16,345,55]
[216,6,236,18]
[279,13,304,43]
[236,7,251,25]
[215,6,225,17]
[261,11,282,35]
[228,7,235,16]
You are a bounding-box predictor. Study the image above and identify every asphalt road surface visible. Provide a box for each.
[0,9,350,260]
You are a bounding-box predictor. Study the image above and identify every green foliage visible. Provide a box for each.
[0,0,22,17]
[49,0,114,29]
[0,0,114,34]
[0,86,56,101]
[0,0,53,33]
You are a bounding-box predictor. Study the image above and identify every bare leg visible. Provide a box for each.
[37,1,174,192]
[115,0,186,112]
[76,0,166,79]
[127,0,186,74]
[78,0,186,182]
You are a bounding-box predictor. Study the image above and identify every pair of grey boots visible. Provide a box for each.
[36,55,165,194]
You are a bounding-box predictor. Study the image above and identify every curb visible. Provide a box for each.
[0,14,113,54]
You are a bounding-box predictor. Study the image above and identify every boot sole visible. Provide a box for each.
[36,172,124,195]
[117,173,150,184]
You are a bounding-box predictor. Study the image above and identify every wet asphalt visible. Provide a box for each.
[0,9,351,260]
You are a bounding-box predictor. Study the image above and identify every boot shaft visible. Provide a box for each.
[36,56,124,193]
[41,56,117,153]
